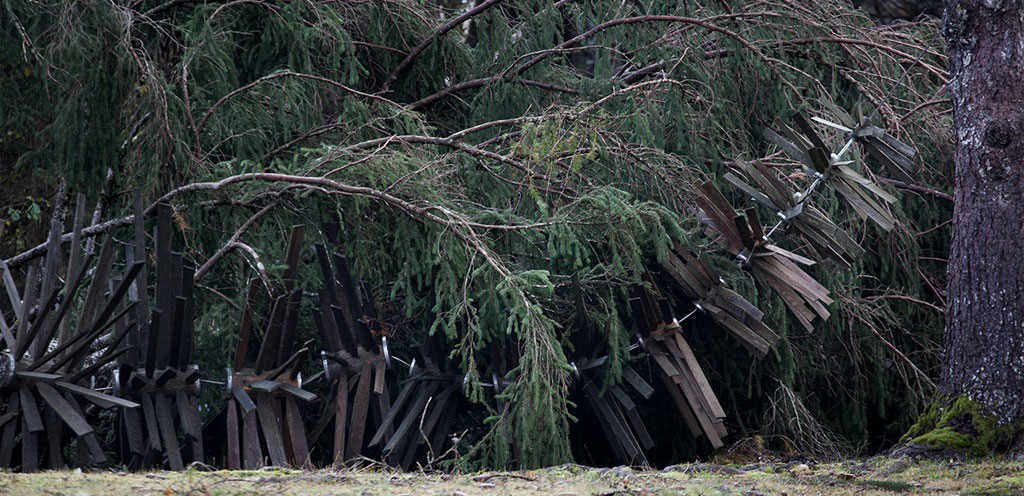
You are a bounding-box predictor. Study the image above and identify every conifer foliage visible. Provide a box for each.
[1,0,953,468]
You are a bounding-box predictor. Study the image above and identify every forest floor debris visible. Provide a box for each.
[0,457,1021,495]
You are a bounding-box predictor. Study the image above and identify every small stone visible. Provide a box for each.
[477,483,496,489]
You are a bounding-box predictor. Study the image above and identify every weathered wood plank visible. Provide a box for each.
[226,400,241,470]
[256,395,288,467]
[345,361,373,460]
[332,374,348,467]
[154,392,184,470]
[0,393,20,466]
[240,401,262,469]
[284,397,310,469]
[139,393,162,453]
[19,386,44,433]
[232,386,257,414]
[122,405,146,456]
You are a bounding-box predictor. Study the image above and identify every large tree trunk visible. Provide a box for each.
[942,0,1024,423]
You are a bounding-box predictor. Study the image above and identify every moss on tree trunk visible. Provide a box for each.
[899,395,1023,458]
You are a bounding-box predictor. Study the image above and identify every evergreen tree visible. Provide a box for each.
[1,0,953,467]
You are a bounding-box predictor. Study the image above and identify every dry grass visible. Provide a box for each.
[1,458,1022,496]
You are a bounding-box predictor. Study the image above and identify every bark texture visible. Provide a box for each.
[942,0,1024,423]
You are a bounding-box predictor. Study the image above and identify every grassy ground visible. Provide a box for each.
[1,458,1022,496]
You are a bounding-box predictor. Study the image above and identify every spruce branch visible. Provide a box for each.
[379,0,505,93]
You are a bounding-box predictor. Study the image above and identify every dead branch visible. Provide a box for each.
[3,172,561,269]
[878,178,952,202]
[194,201,278,282]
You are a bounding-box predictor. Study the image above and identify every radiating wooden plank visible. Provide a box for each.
[63,390,106,464]
[375,379,394,443]
[653,362,702,437]
[21,415,39,472]
[139,393,163,453]
[122,405,146,456]
[583,383,627,463]
[79,258,144,333]
[168,296,187,369]
[175,390,201,441]
[314,245,354,355]
[177,390,204,463]
[0,258,22,320]
[622,400,655,450]
[35,217,64,358]
[44,408,64,469]
[250,380,280,393]
[279,382,317,402]
[383,381,440,455]
[234,280,260,370]
[0,393,20,466]
[138,312,160,378]
[314,293,343,354]
[0,310,13,350]
[178,263,195,369]
[345,361,373,460]
[254,295,286,373]
[281,225,305,292]
[16,286,59,359]
[36,382,94,437]
[331,251,376,352]
[368,376,416,448]
[0,411,14,429]
[256,395,288,467]
[240,400,263,469]
[14,262,38,352]
[429,398,457,461]
[76,234,116,343]
[672,334,726,419]
[154,204,174,365]
[54,381,139,409]
[607,398,645,463]
[131,188,148,365]
[232,386,257,414]
[284,397,310,469]
[56,193,87,348]
[275,289,302,367]
[31,302,135,372]
[16,370,63,381]
[332,374,348,467]
[154,392,184,470]
[19,386,44,433]
[621,365,655,399]
[226,400,241,470]
[405,383,457,468]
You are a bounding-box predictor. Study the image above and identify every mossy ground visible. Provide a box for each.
[1,458,1022,496]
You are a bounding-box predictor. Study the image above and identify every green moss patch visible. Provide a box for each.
[902,396,1021,457]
